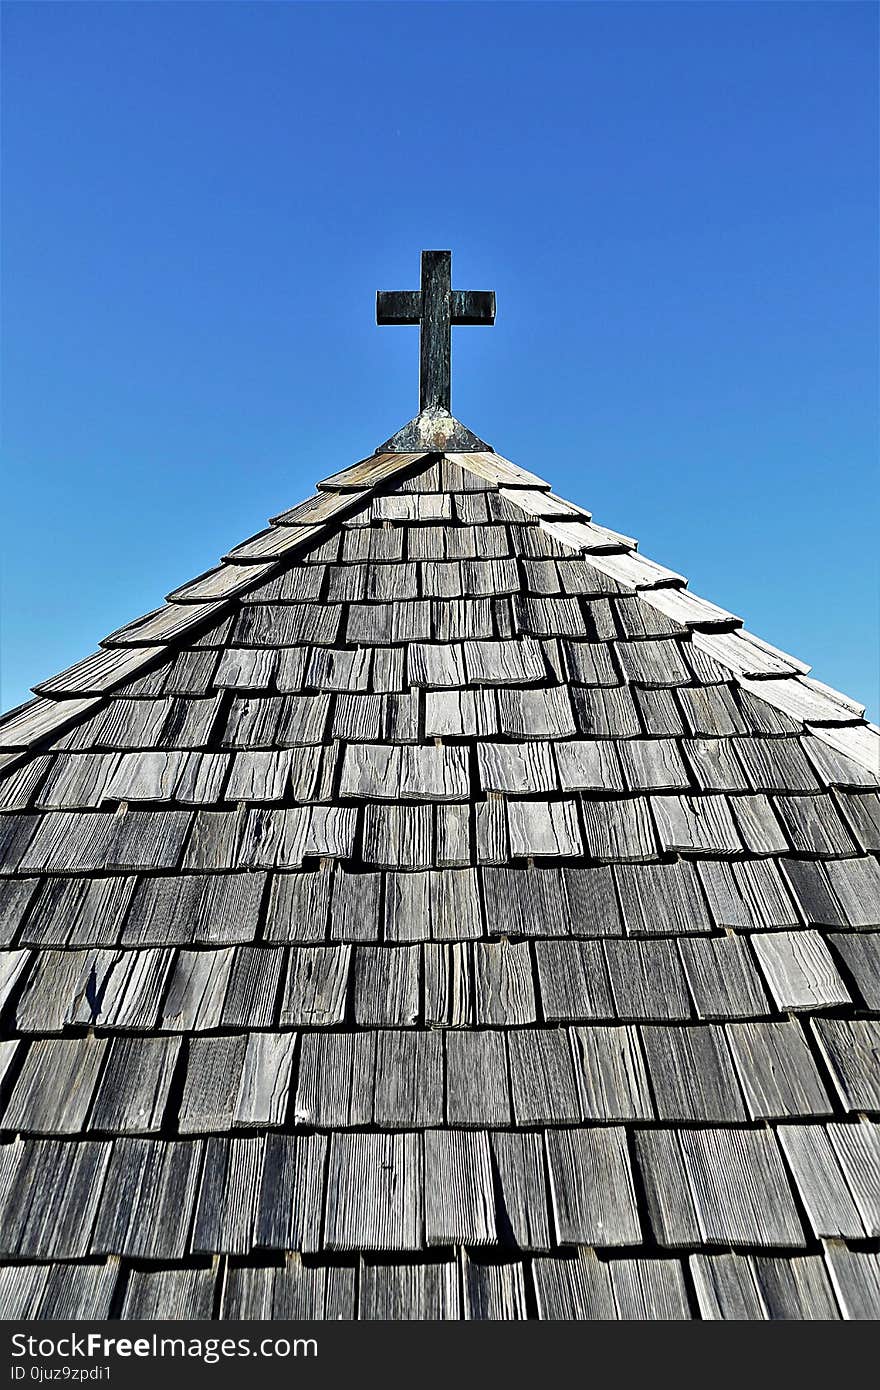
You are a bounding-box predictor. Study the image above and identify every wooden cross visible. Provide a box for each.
[377,251,495,413]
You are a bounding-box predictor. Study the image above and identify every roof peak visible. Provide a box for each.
[376,406,491,455]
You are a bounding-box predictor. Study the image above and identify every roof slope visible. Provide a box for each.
[0,439,878,1322]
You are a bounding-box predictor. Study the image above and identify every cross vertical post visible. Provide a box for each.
[420,251,452,413]
[377,250,495,415]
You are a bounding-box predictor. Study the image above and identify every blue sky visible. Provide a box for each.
[2,1,877,716]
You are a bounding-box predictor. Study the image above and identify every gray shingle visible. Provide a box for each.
[751,930,850,1011]
[727,1021,833,1120]
[812,1018,880,1113]
[324,1133,422,1252]
[508,1030,582,1125]
[640,1025,747,1122]
[545,1127,641,1246]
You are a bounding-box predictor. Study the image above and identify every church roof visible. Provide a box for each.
[0,432,878,1322]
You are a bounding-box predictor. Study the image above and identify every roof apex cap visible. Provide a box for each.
[377,406,491,454]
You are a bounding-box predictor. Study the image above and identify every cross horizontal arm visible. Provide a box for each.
[451,289,496,325]
[376,290,421,325]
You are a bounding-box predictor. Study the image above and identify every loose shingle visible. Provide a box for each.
[830,933,880,1009]
[751,930,850,1011]
[545,1127,641,1246]
[776,1125,868,1239]
[812,1018,880,1112]
[727,1019,833,1120]
[425,1130,496,1244]
[678,935,771,1019]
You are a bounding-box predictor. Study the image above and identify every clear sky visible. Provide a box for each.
[2,1,877,717]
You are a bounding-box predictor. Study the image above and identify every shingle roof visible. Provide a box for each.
[1,435,878,1322]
